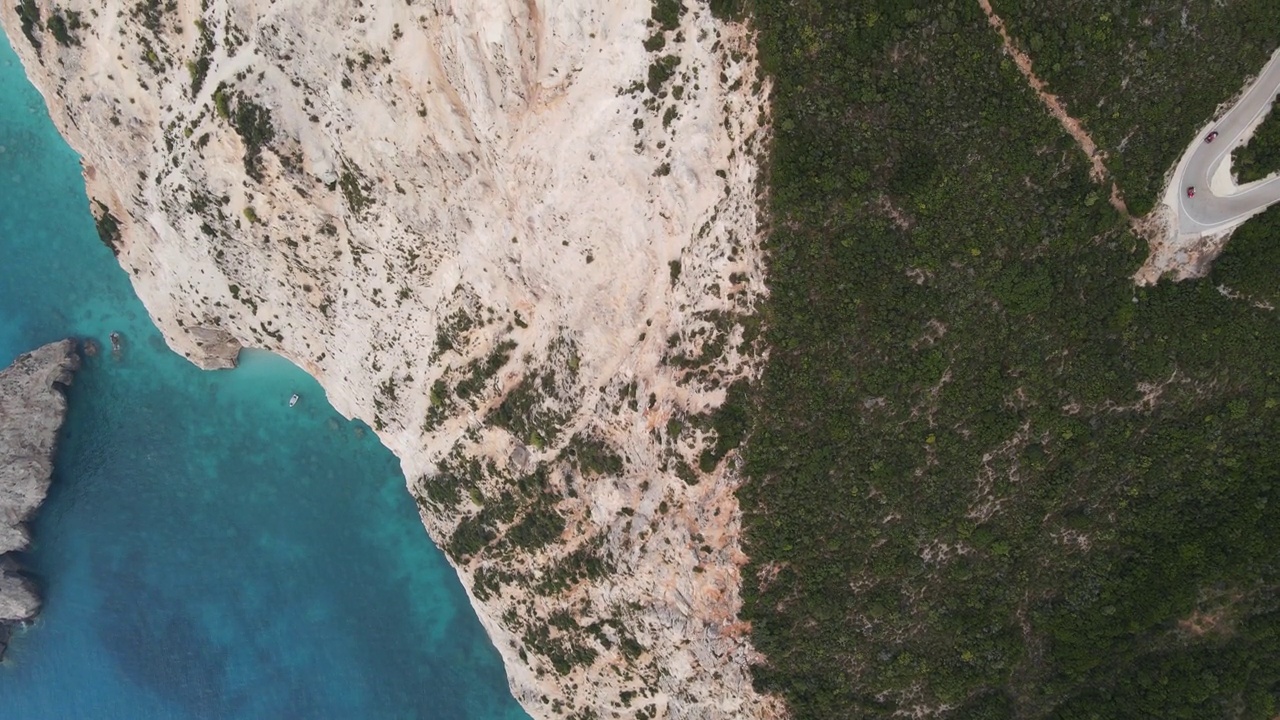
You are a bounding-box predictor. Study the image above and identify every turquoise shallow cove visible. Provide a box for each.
[0,35,528,720]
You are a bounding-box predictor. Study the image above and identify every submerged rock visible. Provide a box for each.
[0,339,80,659]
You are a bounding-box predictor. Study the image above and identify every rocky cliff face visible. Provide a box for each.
[0,339,80,658]
[0,0,780,716]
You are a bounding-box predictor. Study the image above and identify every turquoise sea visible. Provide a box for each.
[0,34,528,720]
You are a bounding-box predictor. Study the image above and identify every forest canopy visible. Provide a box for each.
[738,0,1280,717]
[1233,100,1280,185]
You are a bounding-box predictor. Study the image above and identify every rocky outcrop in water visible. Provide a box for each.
[0,339,79,659]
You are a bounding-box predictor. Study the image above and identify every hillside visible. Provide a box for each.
[0,0,780,717]
[738,0,1280,716]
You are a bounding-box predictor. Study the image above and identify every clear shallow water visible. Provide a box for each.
[0,34,527,720]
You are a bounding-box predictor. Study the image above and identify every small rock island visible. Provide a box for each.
[0,339,80,659]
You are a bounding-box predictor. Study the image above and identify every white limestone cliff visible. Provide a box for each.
[1,0,782,716]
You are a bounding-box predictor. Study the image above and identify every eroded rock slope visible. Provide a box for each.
[0,0,779,716]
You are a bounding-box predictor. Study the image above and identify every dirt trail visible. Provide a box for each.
[978,0,1131,217]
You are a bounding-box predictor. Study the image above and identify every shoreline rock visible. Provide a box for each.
[0,339,80,660]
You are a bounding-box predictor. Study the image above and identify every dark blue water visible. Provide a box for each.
[0,33,528,720]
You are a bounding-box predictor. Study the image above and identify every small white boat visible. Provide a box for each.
[289,393,299,407]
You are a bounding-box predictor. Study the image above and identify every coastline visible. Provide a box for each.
[0,0,783,716]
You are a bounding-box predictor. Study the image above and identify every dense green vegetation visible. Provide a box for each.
[230,97,275,182]
[651,0,684,31]
[1233,100,1280,184]
[991,0,1278,214]
[211,84,275,182]
[16,0,42,50]
[739,0,1280,717]
[46,9,83,48]
[92,200,122,256]
[444,461,567,563]
[186,15,215,97]
[131,0,171,35]
[337,164,372,215]
[698,378,749,472]
[562,433,624,477]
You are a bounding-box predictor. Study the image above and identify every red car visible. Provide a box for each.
[1206,131,1219,143]
[1187,186,1196,198]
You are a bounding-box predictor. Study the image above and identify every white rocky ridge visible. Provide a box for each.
[0,0,781,716]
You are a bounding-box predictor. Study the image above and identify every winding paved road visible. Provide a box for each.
[1173,49,1280,237]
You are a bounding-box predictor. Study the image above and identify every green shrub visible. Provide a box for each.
[16,0,42,49]
[1232,98,1280,183]
[92,200,122,255]
[338,168,369,214]
[647,55,680,94]
[230,95,275,181]
[46,11,79,47]
[651,0,682,31]
[505,500,566,551]
[564,434,624,477]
